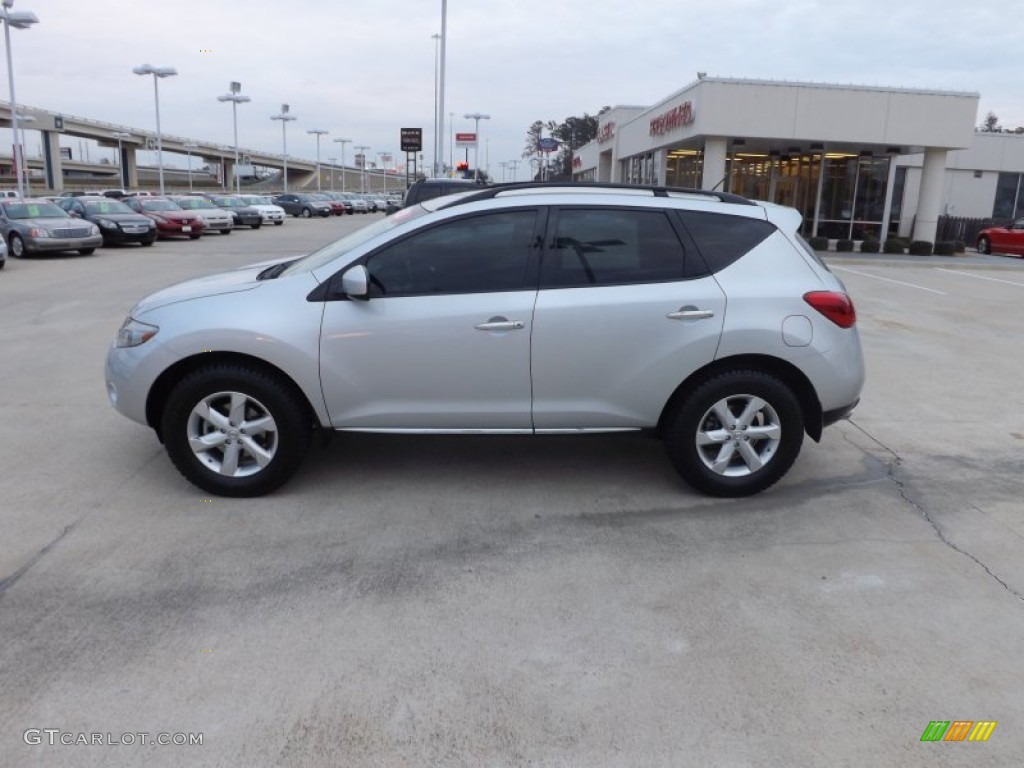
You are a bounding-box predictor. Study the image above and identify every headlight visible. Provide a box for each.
[97,219,117,229]
[28,227,51,238]
[116,317,159,348]
[89,224,101,236]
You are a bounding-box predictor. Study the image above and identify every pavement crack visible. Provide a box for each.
[846,419,1024,604]
[0,522,78,596]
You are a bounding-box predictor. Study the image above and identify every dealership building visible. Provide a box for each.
[571,77,1024,242]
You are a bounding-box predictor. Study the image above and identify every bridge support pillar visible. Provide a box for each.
[42,130,63,192]
[123,149,139,190]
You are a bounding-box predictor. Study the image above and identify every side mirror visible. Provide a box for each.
[69,210,81,218]
[340,265,370,300]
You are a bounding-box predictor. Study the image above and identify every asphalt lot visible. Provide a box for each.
[1,218,1023,767]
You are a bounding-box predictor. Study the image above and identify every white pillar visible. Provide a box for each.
[701,137,728,191]
[879,154,899,242]
[912,148,947,243]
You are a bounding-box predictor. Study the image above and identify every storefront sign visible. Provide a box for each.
[455,132,477,148]
[572,155,582,168]
[649,102,695,136]
[597,121,615,144]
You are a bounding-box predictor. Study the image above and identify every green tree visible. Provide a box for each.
[981,111,1001,132]
[522,109,609,179]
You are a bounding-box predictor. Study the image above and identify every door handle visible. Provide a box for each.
[667,308,715,321]
[474,319,525,331]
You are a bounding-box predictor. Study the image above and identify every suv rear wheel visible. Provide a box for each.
[161,364,312,497]
[663,370,804,497]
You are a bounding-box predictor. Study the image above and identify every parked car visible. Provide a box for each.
[238,195,286,226]
[0,234,8,268]
[0,198,104,257]
[367,196,388,213]
[323,192,354,215]
[209,195,263,229]
[272,193,331,218]
[399,178,486,210]
[976,218,1024,256]
[123,197,205,239]
[166,196,234,235]
[310,193,345,216]
[58,196,157,246]
[105,182,865,499]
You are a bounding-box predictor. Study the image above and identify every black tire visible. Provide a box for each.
[78,248,96,256]
[253,221,262,230]
[161,364,312,497]
[0,258,5,269]
[274,220,283,226]
[977,236,991,255]
[300,207,312,218]
[221,229,232,235]
[662,370,804,497]
[9,233,25,258]
[189,234,201,240]
[141,238,155,247]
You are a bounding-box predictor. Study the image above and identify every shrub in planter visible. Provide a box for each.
[909,240,934,256]
[808,236,829,251]
[934,241,956,256]
[860,239,881,253]
[883,240,906,254]
[836,239,854,252]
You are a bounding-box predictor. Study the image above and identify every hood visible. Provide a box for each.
[131,263,270,315]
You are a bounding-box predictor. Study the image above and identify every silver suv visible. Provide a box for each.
[106,183,864,498]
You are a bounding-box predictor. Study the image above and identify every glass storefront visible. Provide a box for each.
[993,172,1022,219]
[622,146,904,238]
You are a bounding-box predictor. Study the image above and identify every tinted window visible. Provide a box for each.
[542,208,686,287]
[365,210,537,296]
[84,200,133,215]
[678,210,776,274]
[3,202,68,219]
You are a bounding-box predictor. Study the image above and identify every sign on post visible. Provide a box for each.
[455,132,477,148]
[538,138,560,152]
[400,128,422,152]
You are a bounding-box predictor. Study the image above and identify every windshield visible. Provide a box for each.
[243,196,273,205]
[140,199,183,212]
[174,198,216,210]
[280,205,430,277]
[83,200,133,215]
[3,202,68,219]
[216,197,243,206]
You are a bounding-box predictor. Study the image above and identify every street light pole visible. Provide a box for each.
[307,128,328,191]
[333,137,351,193]
[2,0,38,199]
[438,0,447,179]
[217,81,250,195]
[132,63,177,195]
[432,32,441,177]
[270,104,297,194]
[355,144,370,193]
[182,141,198,192]
[463,112,490,181]
[328,157,337,192]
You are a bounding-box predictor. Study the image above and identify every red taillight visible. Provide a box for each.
[803,291,856,328]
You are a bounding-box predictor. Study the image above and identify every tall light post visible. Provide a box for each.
[448,112,454,177]
[377,151,391,194]
[307,128,328,192]
[508,159,520,182]
[132,63,177,195]
[499,161,508,182]
[439,1,447,179]
[333,137,351,193]
[217,81,250,195]
[2,0,39,199]
[270,104,297,194]
[182,141,198,192]
[328,157,337,192]
[14,110,32,195]
[463,112,490,181]
[110,131,131,189]
[432,32,441,177]
[354,144,370,193]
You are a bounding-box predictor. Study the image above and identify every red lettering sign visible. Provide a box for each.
[649,102,695,136]
[597,121,616,144]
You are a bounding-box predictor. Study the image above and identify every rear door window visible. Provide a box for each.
[676,210,776,274]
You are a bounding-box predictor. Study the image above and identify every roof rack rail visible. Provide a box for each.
[439,181,756,208]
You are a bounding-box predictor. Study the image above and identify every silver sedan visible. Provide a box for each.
[0,199,103,257]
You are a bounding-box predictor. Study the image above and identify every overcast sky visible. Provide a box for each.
[6,0,1021,178]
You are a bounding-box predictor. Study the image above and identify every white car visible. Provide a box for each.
[239,195,286,226]
[168,196,234,234]
[106,182,864,498]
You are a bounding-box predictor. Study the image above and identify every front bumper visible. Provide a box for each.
[26,234,104,253]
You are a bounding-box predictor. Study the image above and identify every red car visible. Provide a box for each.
[310,193,346,216]
[977,218,1024,257]
[123,196,205,240]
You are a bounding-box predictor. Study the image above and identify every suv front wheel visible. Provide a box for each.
[663,370,804,497]
[161,364,312,497]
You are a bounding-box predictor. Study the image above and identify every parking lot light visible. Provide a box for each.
[270,104,297,194]
[333,138,351,193]
[182,141,198,192]
[463,112,490,181]
[217,82,250,195]
[2,0,39,199]
[111,131,132,189]
[132,63,177,195]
